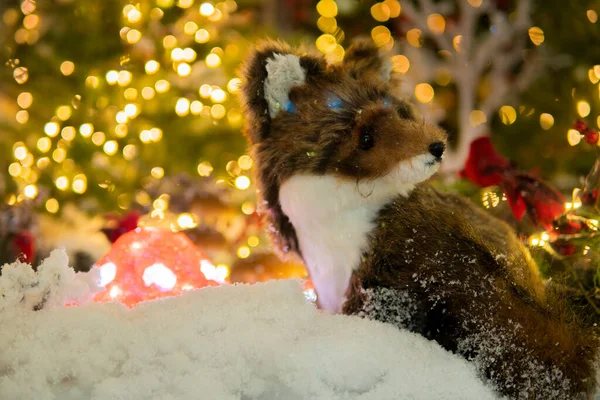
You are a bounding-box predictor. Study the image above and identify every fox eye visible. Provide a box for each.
[358,126,374,151]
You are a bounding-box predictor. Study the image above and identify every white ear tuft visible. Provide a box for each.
[264,53,306,117]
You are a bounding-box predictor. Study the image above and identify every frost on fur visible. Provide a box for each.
[264,53,306,117]
[356,287,418,331]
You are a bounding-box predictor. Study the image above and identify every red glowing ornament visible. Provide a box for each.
[93,227,223,307]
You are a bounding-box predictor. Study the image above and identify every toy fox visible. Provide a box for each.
[240,38,598,399]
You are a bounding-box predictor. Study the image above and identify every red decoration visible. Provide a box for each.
[102,211,141,243]
[12,231,35,263]
[573,119,588,133]
[461,137,565,231]
[585,130,599,145]
[93,228,221,307]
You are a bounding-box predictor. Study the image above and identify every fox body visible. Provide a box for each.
[240,39,597,399]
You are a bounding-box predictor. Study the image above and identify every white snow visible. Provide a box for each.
[0,251,498,400]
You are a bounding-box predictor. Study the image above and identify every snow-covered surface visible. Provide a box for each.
[0,251,498,400]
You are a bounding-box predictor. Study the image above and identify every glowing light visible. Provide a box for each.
[142,263,177,290]
[235,175,251,190]
[117,70,133,86]
[142,86,156,99]
[61,126,76,141]
[210,104,226,119]
[16,110,29,124]
[316,0,337,18]
[14,145,27,160]
[145,60,160,74]
[190,101,203,115]
[391,55,410,74]
[205,53,221,68]
[384,0,401,17]
[56,176,69,191]
[24,184,38,199]
[23,14,39,29]
[469,110,487,127]
[200,2,215,16]
[150,128,163,142]
[195,29,210,43]
[178,0,193,8]
[414,83,434,103]
[528,26,544,46]
[60,61,75,76]
[56,105,72,121]
[126,29,142,44]
[106,70,119,84]
[237,246,250,259]
[568,129,582,146]
[183,48,196,62]
[177,62,192,76]
[241,202,255,215]
[155,79,170,93]
[197,161,213,176]
[176,98,190,116]
[45,198,59,213]
[499,106,517,125]
[123,144,137,160]
[177,213,198,229]
[248,236,260,247]
[151,167,165,179]
[227,78,242,93]
[92,131,106,146]
[8,163,21,177]
[210,88,227,103]
[184,21,198,35]
[540,113,554,130]
[163,35,177,49]
[116,111,128,124]
[127,8,142,23]
[13,67,28,84]
[577,101,591,117]
[317,16,337,33]
[86,76,100,88]
[52,148,66,163]
[588,10,598,23]
[80,123,94,137]
[406,29,422,47]
[17,92,33,108]
[453,35,463,52]
[371,25,392,47]
[44,122,60,137]
[316,34,337,53]
[72,175,87,194]
[427,13,445,34]
[199,84,213,98]
[468,0,482,6]
[104,140,118,155]
[371,3,391,22]
[98,262,117,286]
[238,155,253,170]
[124,103,139,117]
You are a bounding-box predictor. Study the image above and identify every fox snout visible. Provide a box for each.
[429,141,445,160]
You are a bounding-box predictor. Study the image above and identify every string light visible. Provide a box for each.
[528,27,544,46]
[415,83,434,103]
[499,106,517,125]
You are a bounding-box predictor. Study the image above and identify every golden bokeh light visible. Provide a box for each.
[499,106,517,125]
[414,83,434,103]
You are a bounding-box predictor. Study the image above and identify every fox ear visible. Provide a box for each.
[343,38,391,82]
[240,39,325,144]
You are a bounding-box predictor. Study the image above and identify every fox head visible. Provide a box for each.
[240,39,447,258]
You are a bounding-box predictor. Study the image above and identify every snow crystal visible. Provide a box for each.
[0,253,498,400]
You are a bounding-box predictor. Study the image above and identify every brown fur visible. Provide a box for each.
[240,38,598,399]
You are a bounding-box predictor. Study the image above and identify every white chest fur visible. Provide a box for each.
[279,174,415,313]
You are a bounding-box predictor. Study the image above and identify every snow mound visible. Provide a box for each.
[0,252,498,400]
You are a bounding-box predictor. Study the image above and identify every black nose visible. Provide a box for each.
[428,142,445,159]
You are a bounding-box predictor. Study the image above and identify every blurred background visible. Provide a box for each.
[1,0,600,313]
